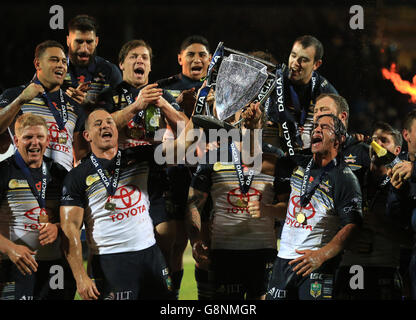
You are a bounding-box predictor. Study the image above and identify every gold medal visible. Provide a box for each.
[58,132,67,144]
[58,137,67,144]
[105,202,116,211]
[38,210,49,223]
[296,212,306,224]
[239,199,248,207]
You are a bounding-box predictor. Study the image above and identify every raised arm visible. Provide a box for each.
[0,83,44,134]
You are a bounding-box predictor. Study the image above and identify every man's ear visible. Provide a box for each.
[13,135,19,147]
[403,129,410,143]
[83,130,91,142]
[313,59,322,71]
[177,53,183,66]
[34,58,40,71]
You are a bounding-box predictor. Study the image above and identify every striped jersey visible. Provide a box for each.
[0,85,86,171]
[191,157,277,250]
[0,155,67,260]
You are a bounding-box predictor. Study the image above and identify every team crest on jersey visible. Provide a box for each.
[344,154,357,164]
[8,179,29,189]
[318,180,330,193]
[86,174,100,186]
[310,281,322,298]
[112,95,120,105]
[213,162,234,172]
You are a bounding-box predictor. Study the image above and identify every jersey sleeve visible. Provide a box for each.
[60,166,87,208]
[0,158,11,204]
[0,86,24,108]
[109,63,123,88]
[319,75,338,95]
[190,163,212,194]
[162,90,182,112]
[333,166,363,227]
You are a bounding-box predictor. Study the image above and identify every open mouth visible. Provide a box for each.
[101,131,113,139]
[28,148,41,155]
[289,67,301,77]
[134,66,145,76]
[191,66,203,73]
[54,69,65,78]
[311,136,323,147]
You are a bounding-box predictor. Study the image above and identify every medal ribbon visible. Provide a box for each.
[193,43,225,117]
[90,150,122,199]
[119,83,145,125]
[287,71,317,126]
[299,157,336,208]
[15,150,48,209]
[229,141,255,195]
[32,76,68,131]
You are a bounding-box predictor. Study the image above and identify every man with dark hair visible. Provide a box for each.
[0,113,75,300]
[250,114,363,300]
[336,121,411,299]
[0,40,88,171]
[158,35,211,117]
[268,35,338,155]
[313,93,370,187]
[64,14,122,110]
[157,35,212,299]
[98,39,187,287]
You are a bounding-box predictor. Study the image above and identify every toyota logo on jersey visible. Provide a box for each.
[47,122,69,144]
[110,184,142,210]
[227,187,262,208]
[24,207,48,222]
[289,195,316,220]
[285,195,315,230]
[108,185,146,223]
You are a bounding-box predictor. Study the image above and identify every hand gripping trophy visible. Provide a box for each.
[192,42,277,131]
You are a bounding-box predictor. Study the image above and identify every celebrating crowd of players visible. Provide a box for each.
[0,14,414,301]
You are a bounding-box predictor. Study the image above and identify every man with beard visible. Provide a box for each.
[269,35,338,155]
[64,14,122,111]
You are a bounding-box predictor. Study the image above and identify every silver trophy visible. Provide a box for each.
[192,42,277,130]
